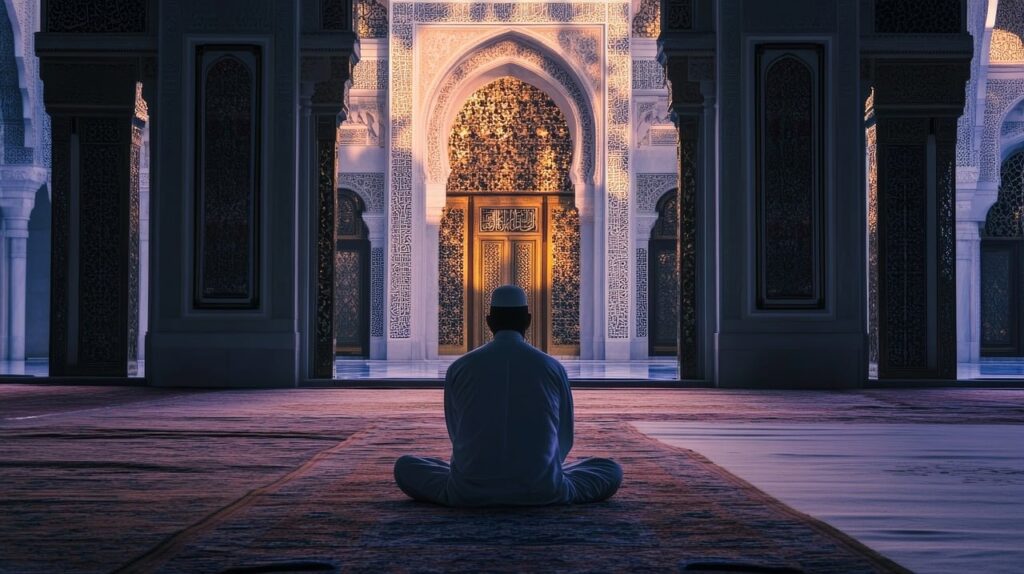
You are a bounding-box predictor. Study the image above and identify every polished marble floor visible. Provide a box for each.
[333,358,680,380]
[4,357,1024,382]
[635,421,1024,574]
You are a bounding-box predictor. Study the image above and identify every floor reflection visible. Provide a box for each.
[334,358,680,381]
[4,358,1024,382]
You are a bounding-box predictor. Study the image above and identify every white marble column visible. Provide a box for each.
[0,166,48,361]
[956,221,982,363]
[631,212,657,358]
[363,212,387,359]
[956,177,999,364]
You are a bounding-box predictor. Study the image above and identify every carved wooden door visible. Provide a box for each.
[473,198,543,349]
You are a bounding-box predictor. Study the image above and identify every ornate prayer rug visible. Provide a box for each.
[119,420,906,573]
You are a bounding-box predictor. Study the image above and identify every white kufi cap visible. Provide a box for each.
[490,284,528,308]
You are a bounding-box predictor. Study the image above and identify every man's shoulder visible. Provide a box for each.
[447,340,565,373]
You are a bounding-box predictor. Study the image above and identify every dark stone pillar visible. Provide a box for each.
[36,0,156,377]
[869,61,968,380]
[301,0,357,379]
[41,61,149,376]
[662,53,713,381]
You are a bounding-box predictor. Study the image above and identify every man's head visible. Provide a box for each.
[486,285,532,336]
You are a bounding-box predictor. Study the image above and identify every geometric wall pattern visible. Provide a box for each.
[636,173,677,212]
[339,172,386,212]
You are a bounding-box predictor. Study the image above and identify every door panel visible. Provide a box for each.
[981,240,1021,356]
[477,239,506,346]
[472,197,544,350]
[443,194,577,355]
[334,242,369,356]
[650,239,680,356]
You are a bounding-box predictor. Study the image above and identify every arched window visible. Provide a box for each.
[335,190,370,356]
[649,189,679,356]
[981,149,1024,356]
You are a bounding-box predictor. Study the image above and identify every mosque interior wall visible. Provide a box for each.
[1,0,1020,386]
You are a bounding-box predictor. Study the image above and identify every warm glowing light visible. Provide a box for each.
[448,77,572,193]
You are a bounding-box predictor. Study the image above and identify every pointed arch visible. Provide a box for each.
[422,32,598,198]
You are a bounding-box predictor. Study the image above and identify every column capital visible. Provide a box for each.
[0,166,48,195]
[661,54,715,117]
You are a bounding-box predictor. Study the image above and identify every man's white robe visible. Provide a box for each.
[394,330,622,506]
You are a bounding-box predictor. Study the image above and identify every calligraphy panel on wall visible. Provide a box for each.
[194,45,261,309]
[755,44,826,310]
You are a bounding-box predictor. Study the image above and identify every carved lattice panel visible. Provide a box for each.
[195,47,261,309]
[512,240,540,346]
[985,150,1024,238]
[980,242,1017,353]
[756,47,824,309]
[46,0,147,33]
[880,126,929,371]
[77,118,128,370]
[448,77,572,193]
[314,129,337,377]
[651,244,680,354]
[874,0,962,34]
[549,202,581,353]
[632,0,660,37]
[334,249,366,353]
[356,0,388,38]
[479,240,504,345]
[438,202,468,354]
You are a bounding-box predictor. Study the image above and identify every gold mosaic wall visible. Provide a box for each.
[447,77,572,193]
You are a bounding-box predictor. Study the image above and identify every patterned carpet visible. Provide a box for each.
[4,386,1020,572]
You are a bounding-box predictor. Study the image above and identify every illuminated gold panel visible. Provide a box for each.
[448,77,572,193]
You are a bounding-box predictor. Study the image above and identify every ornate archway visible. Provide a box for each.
[438,77,580,356]
[649,189,679,356]
[981,148,1024,356]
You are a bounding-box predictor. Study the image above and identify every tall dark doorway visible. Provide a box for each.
[981,149,1024,357]
[649,189,680,356]
[335,189,370,356]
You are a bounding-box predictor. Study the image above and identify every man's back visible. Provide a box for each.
[443,330,573,506]
[394,283,620,507]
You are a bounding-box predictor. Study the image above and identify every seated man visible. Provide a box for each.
[394,284,622,507]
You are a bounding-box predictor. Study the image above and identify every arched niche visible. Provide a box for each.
[421,33,598,211]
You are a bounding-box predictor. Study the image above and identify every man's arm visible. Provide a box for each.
[557,363,574,462]
[444,364,456,443]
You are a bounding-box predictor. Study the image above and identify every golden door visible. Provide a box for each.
[438,194,579,356]
[473,197,543,348]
